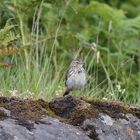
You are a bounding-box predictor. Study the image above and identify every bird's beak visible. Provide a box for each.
[75,64,78,67]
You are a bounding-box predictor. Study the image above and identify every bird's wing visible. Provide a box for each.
[65,67,74,86]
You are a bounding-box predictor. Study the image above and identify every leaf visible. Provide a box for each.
[0,20,19,46]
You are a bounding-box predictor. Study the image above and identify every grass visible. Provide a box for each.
[0,40,139,105]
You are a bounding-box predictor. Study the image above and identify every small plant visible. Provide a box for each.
[0,20,19,46]
[0,20,20,67]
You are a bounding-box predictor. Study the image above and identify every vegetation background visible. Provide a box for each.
[0,0,140,104]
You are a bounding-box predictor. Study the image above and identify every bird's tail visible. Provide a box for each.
[63,89,71,96]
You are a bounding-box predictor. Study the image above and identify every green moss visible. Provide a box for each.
[0,96,139,125]
[68,106,99,125]
[84,98,140,119]
[0,97,48,120]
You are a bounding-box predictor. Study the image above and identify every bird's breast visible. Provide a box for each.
[66,70,86,90]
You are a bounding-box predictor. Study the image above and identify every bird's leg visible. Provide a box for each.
[63,89,71,96]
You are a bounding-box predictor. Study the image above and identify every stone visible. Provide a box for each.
[0,96,140,140]
[0,117,90,140]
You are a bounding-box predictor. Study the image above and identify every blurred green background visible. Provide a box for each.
[0,0,140,104]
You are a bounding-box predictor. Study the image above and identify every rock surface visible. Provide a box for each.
[0,96,140,140]
[0,117,90,140]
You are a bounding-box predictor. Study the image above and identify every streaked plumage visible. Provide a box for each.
[64,59,87,96]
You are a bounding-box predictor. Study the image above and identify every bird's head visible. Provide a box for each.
[70,59,83,68]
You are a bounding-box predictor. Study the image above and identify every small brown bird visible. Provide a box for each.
[64,59,87,96]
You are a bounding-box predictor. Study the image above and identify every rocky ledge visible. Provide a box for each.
[0,95,140,140]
